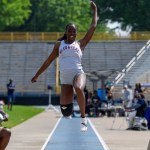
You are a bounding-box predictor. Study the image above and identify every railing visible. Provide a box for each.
[0,32,149,42]
[114,40,150,85]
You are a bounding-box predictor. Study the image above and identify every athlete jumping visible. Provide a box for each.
[31,1,97,132]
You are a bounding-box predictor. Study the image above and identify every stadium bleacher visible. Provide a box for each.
[0,40,149,101]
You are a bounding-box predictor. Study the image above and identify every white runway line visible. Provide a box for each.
[41,117,62,150]
[88,118,110,150]
[45,104,60,112]
[41,116,110,150]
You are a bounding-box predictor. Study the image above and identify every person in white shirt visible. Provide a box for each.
[127,85,134,107]
[31,1,97,132]
[121,85,130,106]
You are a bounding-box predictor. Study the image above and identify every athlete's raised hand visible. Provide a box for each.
[90,1,97,10]
[31,75,38,83]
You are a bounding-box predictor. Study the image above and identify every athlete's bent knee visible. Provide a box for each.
[60,103,73,117]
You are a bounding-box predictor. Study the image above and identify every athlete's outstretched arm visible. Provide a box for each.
[79,1,97,50]
[31,42,60,82]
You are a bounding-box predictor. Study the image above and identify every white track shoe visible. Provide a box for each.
[81,117,88,132]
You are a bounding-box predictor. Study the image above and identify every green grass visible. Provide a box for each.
[2,105,45,128]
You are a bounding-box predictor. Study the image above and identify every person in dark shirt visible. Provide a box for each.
[136,94,147,117]
[84,86,89,105]
[6,79,15,111]
[91,90,101,117]
[134,83,143,98]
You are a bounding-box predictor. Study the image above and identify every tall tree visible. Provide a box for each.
[94,0,150,31]
[0,0,31,31]
[10,0,108,32]
[19,0,92,32]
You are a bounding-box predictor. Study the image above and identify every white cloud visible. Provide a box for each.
[107,21,131,37]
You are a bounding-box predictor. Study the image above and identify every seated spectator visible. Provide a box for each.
[145,105,150,130]
[125,93,148,129]
[136,94,148,117]
[85,92,93,117]
[107,92,113,105]
[134,83,143,98]
[91,90,101,117]
[84,86,89,105]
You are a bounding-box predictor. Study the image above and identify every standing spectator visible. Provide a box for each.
[127,85,134,107]
[6,79,15,111]
[121,85,130,107]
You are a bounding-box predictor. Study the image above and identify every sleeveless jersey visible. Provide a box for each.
[59,40,83,72]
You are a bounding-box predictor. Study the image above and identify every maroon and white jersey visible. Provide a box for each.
[59,40,83,72]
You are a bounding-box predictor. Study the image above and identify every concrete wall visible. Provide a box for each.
[0,40,147,94]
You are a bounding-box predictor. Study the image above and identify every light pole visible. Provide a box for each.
[47,85,52,108]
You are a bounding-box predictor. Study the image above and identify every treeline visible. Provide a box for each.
[0,0,149,32]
